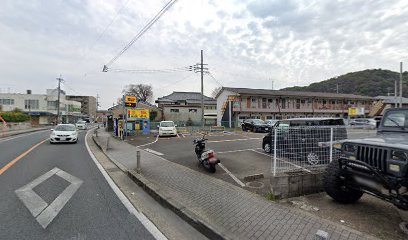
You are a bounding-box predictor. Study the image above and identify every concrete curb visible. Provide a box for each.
[91,129,231,240]
[0,127,49,138]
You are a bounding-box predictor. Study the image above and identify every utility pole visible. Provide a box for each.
[336,84,339,94]
[271,79,274,90]
[56,75,64,125]
[400,62,403,108]
[395,69,398,108]
[201,50,204,129]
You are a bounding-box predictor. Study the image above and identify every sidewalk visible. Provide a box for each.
[0,126,50,138]
[93,129,376,240]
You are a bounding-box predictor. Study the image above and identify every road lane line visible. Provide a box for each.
[84,129,167,240]
[218,163,246,187]
[0,130,48,143]
[0,138,48,175]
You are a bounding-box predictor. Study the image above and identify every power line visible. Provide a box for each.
[104,0,177,68]
[106,65,193,74]
[154,73,195,91]
[207,72,224,87]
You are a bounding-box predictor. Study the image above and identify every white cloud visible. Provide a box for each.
[0,0,407,109]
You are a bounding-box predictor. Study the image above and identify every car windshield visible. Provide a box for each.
[253,119,265,124]
[161,122,174,127]
[382,110,407,128]
[77,121,86,124]
[54,125,76,131]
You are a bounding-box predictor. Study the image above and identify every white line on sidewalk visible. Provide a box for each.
[218,163,246,187]
[85,130,167,240]
[144,148,164,156]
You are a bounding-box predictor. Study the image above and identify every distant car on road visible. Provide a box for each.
[349,118,376,129]
[76,120,87,130]
[50,124,78,144]
[241,119,270,133]
[158,121,177,137]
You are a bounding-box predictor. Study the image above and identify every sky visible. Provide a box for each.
[0,0,407,109]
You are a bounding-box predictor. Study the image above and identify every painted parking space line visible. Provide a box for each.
[15,167,83,229]
[217,148,263,154]
[208,138,261,143]
[135,135,159,148]
[218,163,246,187]
[249,149,312,173]
[144,148,164,156]
[0,138,48,175]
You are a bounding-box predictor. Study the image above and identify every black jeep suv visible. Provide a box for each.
[324,108,408,210]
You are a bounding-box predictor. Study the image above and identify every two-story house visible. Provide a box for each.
[156,92,217,125]
[216,87,373,126]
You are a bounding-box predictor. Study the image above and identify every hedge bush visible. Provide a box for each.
[0,112,31,122]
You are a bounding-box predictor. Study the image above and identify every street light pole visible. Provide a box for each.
[56,75,64,124]
[400,62,403,108]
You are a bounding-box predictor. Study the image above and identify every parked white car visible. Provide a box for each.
[76,120,87,130]
[50,124,78,144]
[158,121,177,137]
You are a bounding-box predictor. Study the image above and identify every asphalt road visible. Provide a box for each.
[0,130,155,240]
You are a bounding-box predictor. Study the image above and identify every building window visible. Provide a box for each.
[267,99,273,108]
[296,99,300,109]
[189,109,197,113]
[47,101,57,110]
[251,97,257,108]
[24,99,39,110]
[0,99,15,105]
[170,109,179,113]
[300,99,305,104]
[281,99,286,109]
[262,98,267,109]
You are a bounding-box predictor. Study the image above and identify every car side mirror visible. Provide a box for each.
[50,129,54,131]
[174,124,177,127]
[157,125,160,128]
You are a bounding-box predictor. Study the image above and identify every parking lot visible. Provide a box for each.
[126,128,406,239]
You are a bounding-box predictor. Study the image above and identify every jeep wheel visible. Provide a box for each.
[323,160,363,204]
[263,143,271,153]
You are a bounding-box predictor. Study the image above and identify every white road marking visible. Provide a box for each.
[136,135,159,148]
[208,137,261,143]
[218,163,246,187]
[217,148,263,154]
[85,129,167,240]
[250,149,312,173]
[15,167,83,229]
[0,130,48,143]
[144,148,164,156]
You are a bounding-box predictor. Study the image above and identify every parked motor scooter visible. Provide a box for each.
[193,135,220,173]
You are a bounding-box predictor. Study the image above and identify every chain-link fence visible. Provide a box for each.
[269,126,377,176]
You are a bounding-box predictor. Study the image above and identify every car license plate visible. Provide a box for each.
[265,128,269,131]
[60,137,66,141]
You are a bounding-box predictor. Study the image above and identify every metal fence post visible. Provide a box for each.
[136,150,141,173]
[329,127,333,162]
[106,136,109,151]
[273,128,277,177]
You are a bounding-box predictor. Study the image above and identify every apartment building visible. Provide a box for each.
[216,87,373,126]
[0,89,82,125]
[66,95,97,121]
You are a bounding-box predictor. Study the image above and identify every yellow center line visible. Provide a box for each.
[0,139,48,175]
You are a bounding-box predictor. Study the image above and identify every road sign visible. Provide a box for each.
[125,95,137,107]
[127,109,149,120]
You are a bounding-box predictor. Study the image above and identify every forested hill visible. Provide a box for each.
[282,69,408,97]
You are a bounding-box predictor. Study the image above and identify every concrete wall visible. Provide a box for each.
[269,172,323,199]
[163,106,202,122]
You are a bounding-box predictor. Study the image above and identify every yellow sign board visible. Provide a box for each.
[127,109,149,120]
[348,107,365,116]
[125,95,137,107]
